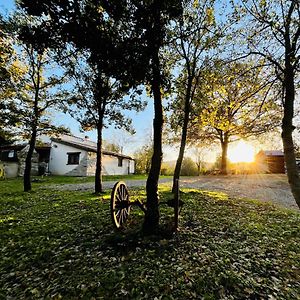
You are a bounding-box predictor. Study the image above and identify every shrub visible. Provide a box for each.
[180,157,198,176]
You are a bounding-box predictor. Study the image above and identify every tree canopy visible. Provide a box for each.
[168,0,220,191]
[0,18,23,141]
[234,0,300,207]
[3,0,298,213]
[190,61,281,174]
[19,0,184,231]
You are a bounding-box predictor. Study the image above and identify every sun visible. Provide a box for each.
[228,141,255,163]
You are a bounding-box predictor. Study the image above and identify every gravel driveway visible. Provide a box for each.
[178,174,298,210]
[48,174,299,210]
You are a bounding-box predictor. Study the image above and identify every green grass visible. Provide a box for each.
[0,174,172,186]
[19,174,171,185]
[0,179,299,299]
[34,174,151,184]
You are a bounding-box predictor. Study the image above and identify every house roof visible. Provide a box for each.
[0,144,26,151]
[51,134,134,160]
[258,150,284,156]
[0,144,51,151]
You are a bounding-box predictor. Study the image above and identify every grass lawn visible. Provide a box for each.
[25,174,154,185]
[0,178,299,299]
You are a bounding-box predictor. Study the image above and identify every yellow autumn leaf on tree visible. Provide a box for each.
[193,0,199,8]
[206,7,215,25]
[260,0,267,8]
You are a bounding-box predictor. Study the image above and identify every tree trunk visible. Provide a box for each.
[197,163,201,176]
[220,133,228,175]
[24,50,41,192]
[282,66,300,209]
[143,50,163,235]
[172,80,192,193]
[23,129,37,192]
[95,122,104,194]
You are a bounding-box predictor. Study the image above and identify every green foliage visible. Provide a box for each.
[160,162,174,176]
[2,14,70,141]
[196,61,281,141]
[0,18,23,135]
[103,141,122,153]
[236,0,300,209]
[65,52,145,135]
[167,0,220,139]
[19,0,184,224]
[189,61,282,174]
[134,143,153,174]
[0,178,299,299]
[180,157,198,176]
[0,128,15,146]
[0,18,20,89]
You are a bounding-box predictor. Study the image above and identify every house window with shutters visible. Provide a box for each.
[67,152,80,165]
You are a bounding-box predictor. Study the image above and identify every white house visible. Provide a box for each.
[0,134,135,177]
[49,134,135,176]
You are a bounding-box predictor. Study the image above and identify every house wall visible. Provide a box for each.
[129,159,135,174]
[255,152,285,173]
[86,152,97,176]
[3,162,19,178]
[18,145,39,176]
[49,141,135,176]
[101,155,134,176]
[266,156,285,173]
[49,142,88,176]
[86,152,135,176]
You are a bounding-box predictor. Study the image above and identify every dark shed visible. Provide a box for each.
[255,150,285,173]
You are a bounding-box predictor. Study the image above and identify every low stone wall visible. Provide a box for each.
[3,162,19,178]
[17,145,39,176]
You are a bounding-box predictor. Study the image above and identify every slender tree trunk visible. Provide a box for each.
[95,121,104,194]
[143,52,163,235]
[282,66,300,209]
[197,163,201,176]
[172,80,192,192]
[24,50,41,192]
[220,133,228,175]
[23,128,37,192]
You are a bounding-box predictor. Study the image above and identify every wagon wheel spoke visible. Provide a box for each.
[120,210,126,225]
[110,181,130,229]
[117,210,123,225]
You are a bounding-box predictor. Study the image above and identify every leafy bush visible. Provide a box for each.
[134,143,153,174]
[180,157,198,176]
[160,162,174,175]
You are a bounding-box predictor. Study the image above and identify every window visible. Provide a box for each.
[67,152,80,165]
[118,157,123,167]
[0,150,17,162]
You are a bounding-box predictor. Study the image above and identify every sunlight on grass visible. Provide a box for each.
[0,216,16,224]
[201,190,229,201]
[0,177,299,299]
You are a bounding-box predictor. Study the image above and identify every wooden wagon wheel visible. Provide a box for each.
[110,181,130,229]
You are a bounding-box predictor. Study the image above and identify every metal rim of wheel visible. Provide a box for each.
[0,166,4,179]
[110,181,130,229]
